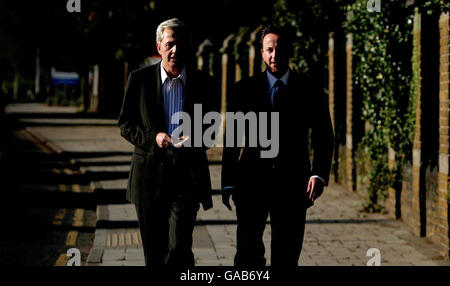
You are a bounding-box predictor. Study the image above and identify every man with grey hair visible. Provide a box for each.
[118,18,219,267]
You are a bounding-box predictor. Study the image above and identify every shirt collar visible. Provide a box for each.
[266,69,290,89]
[160,61,187,85]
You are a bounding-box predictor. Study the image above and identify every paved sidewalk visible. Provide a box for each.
[12,103,450,266]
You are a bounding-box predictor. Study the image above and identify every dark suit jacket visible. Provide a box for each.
[118,62,219,210]
[221,69,334,202]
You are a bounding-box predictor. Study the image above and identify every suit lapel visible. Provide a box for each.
[144,62,165,132]
[256,71,272,111]
[183,65,196,113]
[154,63,164,114]
[286,70,301,101]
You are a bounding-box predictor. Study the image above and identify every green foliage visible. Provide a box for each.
[272,0,347,74]
[447,181,450,202]
[272,0,448,211]
[345,0,447,211]
[234,27,252,79]
[271,0,350,114]
[345,0,415,211]
[412,0,450,14]
[447,176,450,202]
[234,27,251,62]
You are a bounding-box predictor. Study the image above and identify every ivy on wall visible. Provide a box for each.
[345,0,415,211]
[346,0,449,211]
[272,0,449,211]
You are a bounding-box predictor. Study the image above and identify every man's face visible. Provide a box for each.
[157,28,186,69]
[261,33,289,76]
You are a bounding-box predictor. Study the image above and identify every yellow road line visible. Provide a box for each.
[72,184,80,193]
[55,229,80,266]
[52,209,66,225]
[66,231,78,246]
[52,220,62,226]
[54,253,69,266]
[72,209,84,227]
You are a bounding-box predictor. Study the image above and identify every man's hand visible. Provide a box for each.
[156,132,172,148]
[306,177,324,203]
[222,187,234,211]
[172,136,190,148]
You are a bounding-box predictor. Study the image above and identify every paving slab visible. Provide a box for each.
[5,103,78,114]
[74,155,131,165]
[208,165,221,190]
[91,179,128,191]
[96,204,138,222]
[80,165,130,173]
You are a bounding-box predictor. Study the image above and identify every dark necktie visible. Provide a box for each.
[272,79,284,111]
[271,79,284,169]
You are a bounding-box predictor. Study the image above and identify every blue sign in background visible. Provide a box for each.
[52,78,79,85]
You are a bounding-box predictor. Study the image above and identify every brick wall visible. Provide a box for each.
[325,10,449,257]
[328,33,335,128]
[401,163,414,230]
[426,164,440,245]
[345,33,354,191]
[409,10,423,237]
[387,147,397,218]
[437,11,449,257]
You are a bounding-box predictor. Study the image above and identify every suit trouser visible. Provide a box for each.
[135,149,200,267]
[135,194,199,267]
[233,187,307,267]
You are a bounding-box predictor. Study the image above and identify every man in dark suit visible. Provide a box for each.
[118,18,218,267]
[221,24,334,267]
